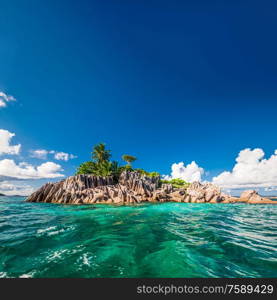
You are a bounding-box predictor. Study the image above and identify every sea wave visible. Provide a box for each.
[0,197,276,278]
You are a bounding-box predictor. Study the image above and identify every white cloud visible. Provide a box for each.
[212,148,277,189]
[0,91,16,108]
[53,151,77,161]
[0,129,21,155]
[30,149,77,161]
[30,149,48,159]
[0,159,64,179]
[0,181,35,196]
[164,161,204,182]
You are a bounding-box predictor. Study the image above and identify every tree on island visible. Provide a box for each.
[76,143,166,182]
[76,161,95,175]
[92,143,111,163]
[77,143,119,177]
[122,154,137,167]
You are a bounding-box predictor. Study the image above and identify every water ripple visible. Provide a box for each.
[0,197,276,277]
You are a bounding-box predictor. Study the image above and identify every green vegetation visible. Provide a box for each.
[76,143,192,191]
[76,144,191,191]
[160,178,190,189]
[122,154,137,167]
[135,169,160,177]
[76,143,120,177]
[76,161,95,175]
[92,143,111,163]
[77,143,145,178]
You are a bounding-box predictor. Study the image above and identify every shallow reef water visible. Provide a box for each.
[0,196,276,278]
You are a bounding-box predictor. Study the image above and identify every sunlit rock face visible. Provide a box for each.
[240,190,274,204]
[27,171,275,205]
[27,171,160,204]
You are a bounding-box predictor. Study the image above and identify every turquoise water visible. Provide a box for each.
[0,196,277,278]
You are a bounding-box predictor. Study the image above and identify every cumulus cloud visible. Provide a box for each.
[164,161,204,182]
[0,159,64,179]
[0,181,35,196]
[212,148,277,189]
[52,151,77,161]
[30,149,48,159]
[30,149,77,161]
[0,91,16,108]
[0,129,21,155]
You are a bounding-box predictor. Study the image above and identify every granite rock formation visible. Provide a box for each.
[239,190,275,204]
[26,171,276,205]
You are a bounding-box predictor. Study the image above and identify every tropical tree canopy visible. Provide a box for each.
[135,169,160,177]
[122,154,137,165]
[76,143,162,181]
[160,178,190,188]
[76,161,95,175]
[92,143,111,163]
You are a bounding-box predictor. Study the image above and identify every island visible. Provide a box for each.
[27,143,276,205]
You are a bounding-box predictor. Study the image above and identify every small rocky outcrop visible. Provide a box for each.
[240,190,274,204]
[26,171,276,205]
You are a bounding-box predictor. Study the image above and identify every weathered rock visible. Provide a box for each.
[241,190,257,200]
[161,184,174,194]
[26,171,276,205]
[240,190,262,202]
[119,171,159,191]
[239,190,274,204]
[186,182,222,203]
[209,195,221,203]
[168,190,186,202]
[27,171,159,204]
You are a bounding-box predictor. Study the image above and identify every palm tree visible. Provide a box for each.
[122,154,137,167]
[92,143,111,163]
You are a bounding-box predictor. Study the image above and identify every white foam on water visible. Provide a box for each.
[47,228,66,236]
[46,249,68,262]
[0,272,7,278]
[19,271,35,278]
[76,253,95,269]
[82,253,90,266]
[46,244,83,263]
[37,226,57,234]
[37,225,76,237]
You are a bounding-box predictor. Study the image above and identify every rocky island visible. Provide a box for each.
[27,143,276,205]
[27,170,276,205]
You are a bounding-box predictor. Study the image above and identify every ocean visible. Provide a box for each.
[0,196,276,278]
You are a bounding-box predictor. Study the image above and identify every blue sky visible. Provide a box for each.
[0,0,277,195]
